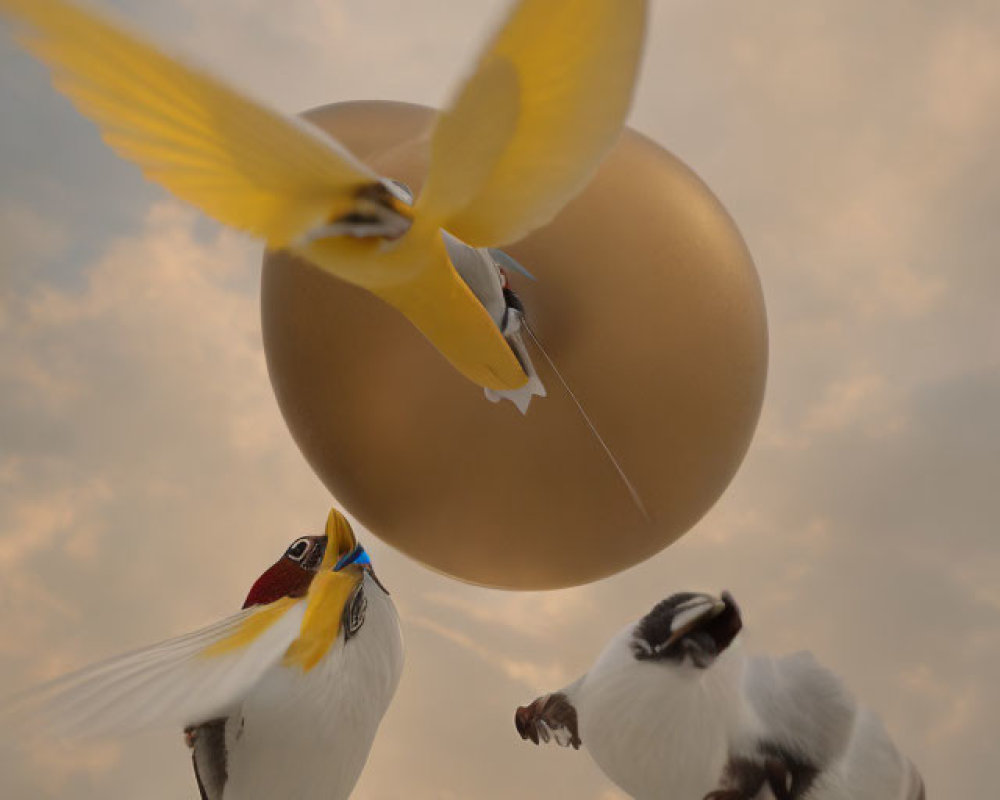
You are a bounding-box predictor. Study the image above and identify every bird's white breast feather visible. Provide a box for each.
[576,627,746,799]
[222,574,404,800]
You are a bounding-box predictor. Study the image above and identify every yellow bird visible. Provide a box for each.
[0,0,647,402]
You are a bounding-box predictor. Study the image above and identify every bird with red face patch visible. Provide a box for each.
[6,509,403,800]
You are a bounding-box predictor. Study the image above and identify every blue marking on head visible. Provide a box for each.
[334,545,370,572]
[488,248,537,281]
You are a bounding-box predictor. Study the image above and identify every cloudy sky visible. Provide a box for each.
[1,0,998,797]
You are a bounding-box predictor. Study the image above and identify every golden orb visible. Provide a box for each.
[262,101,767,590]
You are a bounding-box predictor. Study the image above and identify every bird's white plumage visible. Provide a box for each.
[734,651,857,770]
[528,613,921,800]
[6,602,306,739]
[442,232,546,412]
[5,571,403,800]
[581,628,746,798]
[812,709,925,800]
[737,653,923,800]
[222,573,403,800]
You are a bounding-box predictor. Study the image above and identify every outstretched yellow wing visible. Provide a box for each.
[0,0,377,247]
[419,0,648,247]
[1,0,647,394]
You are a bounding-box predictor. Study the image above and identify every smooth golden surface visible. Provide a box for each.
[262,102,768,590]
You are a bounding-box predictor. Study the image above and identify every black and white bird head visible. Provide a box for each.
[631,591,742,669]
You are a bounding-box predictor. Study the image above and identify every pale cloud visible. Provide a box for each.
[1,1,998,798]
[900,664,977,745]
[925,22,1000,139]
[801,373,907,439]
[759,371,909,450]
[421,587,596,640]
[0,200,69,272]
[159,0,511,115]
[0,479,112,568]
[21,740,122,791]
[820,170,948,318]
[0,571,75,662]
[6,201,275,457]
[407,613,571,692]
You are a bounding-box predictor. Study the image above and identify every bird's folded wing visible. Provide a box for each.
[742,651,858,767]
[418,0,648,247]
[3,598,306,739]
[0,0,377,246]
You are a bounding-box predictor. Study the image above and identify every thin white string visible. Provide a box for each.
[523,322,650,522]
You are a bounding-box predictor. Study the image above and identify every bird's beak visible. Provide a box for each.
[319,508,359,572]
[334,544,371,572]
[282,508,365,671]
[660,593,728,652]
[320,506,383,588]
[487,247,537,281]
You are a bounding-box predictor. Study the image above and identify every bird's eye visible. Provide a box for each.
[286,538,311,562]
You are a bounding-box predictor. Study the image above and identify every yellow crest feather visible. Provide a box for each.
[282,508,362,672]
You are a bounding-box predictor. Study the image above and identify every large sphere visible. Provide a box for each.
[262,101,767,590]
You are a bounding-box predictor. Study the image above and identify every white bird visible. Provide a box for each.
[6,508,404,800]
[515,591,924,799]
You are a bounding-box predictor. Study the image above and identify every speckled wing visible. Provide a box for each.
[419,0,648,247]
[3,599,305,739]
[0,0,378,247]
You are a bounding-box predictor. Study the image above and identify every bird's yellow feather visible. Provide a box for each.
[283,509,361,672]
[200,596,300,658]
[373,227,530,390]
[420,0,648,247]
[0,0,640,393]
[320,507,358,570]
[300,221,529,390]
[0,0,377,246]
[417,54,520,225]
[200,510,364,671]
[282,568,362,672]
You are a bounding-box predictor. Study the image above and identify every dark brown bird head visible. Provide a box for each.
[631,591,742,669]
[242,535,327,608]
